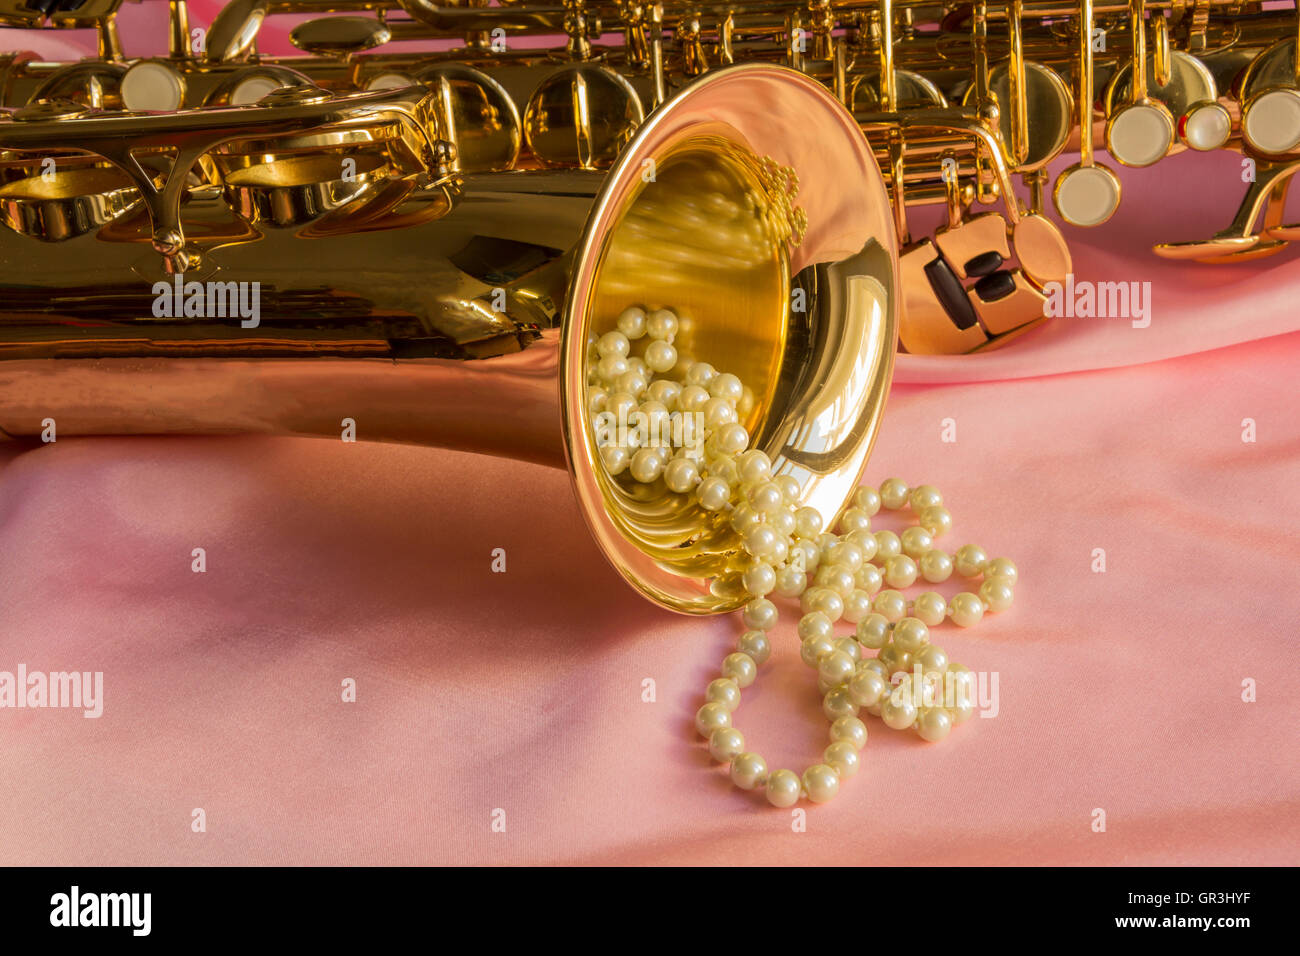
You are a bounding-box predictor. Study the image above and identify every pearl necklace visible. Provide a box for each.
[589,307,1018,808]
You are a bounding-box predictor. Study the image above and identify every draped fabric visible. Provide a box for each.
[1,2,1297,864]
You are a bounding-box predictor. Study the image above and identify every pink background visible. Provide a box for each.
[1,2,1298,865]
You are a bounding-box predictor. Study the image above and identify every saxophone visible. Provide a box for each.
[0,0,1295,608]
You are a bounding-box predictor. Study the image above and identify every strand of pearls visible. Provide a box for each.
[588,307,1018,808]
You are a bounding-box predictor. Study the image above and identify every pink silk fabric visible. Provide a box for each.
[2,3,1299,865]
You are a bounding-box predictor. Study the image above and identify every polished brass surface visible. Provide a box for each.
[0,64,898,615]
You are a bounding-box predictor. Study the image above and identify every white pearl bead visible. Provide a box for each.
[918,505,952,538]
[644,339,677,373]
[765,768,801,807]
[800,636,834,666]
[743,525,778,560]
[860,658,891,682]
[802,764,840,803]
[832,637,860,661]
[696,476,730,511]
[954,544,989,578]
[775,564,807,598]
[646,308,679,342]
[854,563,883,595]
[597,330,630,357]
[845,529,877,560]
[818,650,856,687]
[825,719,866,755]
[838,507,872,534]
[715,423,749,456]
[856,613,891,649]
[908,484,943,511]
[884,554,918,588]
[824,741,860,779]
[822,686,858,720]
[917,644,948,673]
[741,599,777,631]
[587,388,608,414]
[730,505,763,535]
[775,475,801,503]
[892,617,929,655]
[596,354,628,382]
[899,526,933,559]
[797,610,834,642]
[706,677,741,711]
[708,727,745,762]
[872,589,907,622]
[747,481,783,514]
[793,539,820,574]
[600,445,629,475]
[848,669,887,707]
[826,541,864,570]
[678,384,710,412]
[842,588,872,623]
[647,378,680,408]
[768,509,795,537]
[853,486,882,515]
[877,645,911,677]
[912,591,948,627]
[614,370,647,397]
[916,707,953,742]
[721,652,757,687]
[702,396,738,428]
[879,478,910,510]
[736,449,771,484]
[629,447,664,483]
[984,557,1018,586]
[794,507,823,538]
[817,564,856,599]
[880,693,918,730]
[806,588,844,622]
[616,306,646,340]
[873,530,902,561]
[979,579,1014,612]
[730,752,768,790]
[706,453,739,485]
[695,701,732,736]
[683,360,715,386]
[742,562,776,597]
[737,629,771,665]
[949,592,985,627]
[663,456,699,493]
[919,549,953,583]
[708,372,744,402]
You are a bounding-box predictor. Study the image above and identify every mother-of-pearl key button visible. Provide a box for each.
[1054,165,1121,228]
[1108,103,1173,167]
[1180,101,1232,151]
[121,61,186,112]
[1244,88,1300,154]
